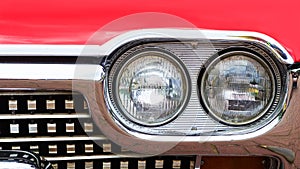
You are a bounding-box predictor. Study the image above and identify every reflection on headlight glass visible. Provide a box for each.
[202,53,273,125]
[115,51,188,126]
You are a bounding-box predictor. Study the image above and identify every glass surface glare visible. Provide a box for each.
[114,50,188,126]
[201,51,274,125]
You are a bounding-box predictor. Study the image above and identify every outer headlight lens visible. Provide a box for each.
[200,51,275,125]
[109,48,190,126]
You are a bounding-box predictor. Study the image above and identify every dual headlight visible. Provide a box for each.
[108,46,277,126]
[200,51,275,125]
[108,48,190,126]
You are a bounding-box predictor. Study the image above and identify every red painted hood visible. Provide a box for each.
[1,0,300,62]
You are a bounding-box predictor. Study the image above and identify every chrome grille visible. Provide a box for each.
[0,91,111,167]
[0,91,196,168]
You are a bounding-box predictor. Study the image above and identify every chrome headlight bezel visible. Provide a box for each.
[107,46,191,126]
[101,29,290,138]
[199,49,279,126]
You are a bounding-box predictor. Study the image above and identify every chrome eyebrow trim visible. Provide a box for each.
[98,28,294,64]
[0,29,294,64]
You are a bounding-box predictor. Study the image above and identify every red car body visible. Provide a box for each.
[1,0,300,62]
[1,0,300,169]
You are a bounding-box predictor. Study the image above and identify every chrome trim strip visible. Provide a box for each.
[0,64,104,81]
[116,112,281,142]
[0,136,106,143]
[0,45,102,57]
[194,156,202,169]
[46,155,123,161]
[0,91,73,96]
[0,113,90,120]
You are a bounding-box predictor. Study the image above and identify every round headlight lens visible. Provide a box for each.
[200,51,275,125]
[110,48,190,126]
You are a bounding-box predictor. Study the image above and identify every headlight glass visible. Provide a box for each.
[110,48,190,126]
[200,51,275,125]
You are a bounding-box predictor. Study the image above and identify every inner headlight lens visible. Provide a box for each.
[110,48,190,126]
[200,51,275,125]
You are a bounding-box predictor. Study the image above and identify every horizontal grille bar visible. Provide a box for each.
[2,140,119,156]
[49,156,196,169]
[46,155,123,161]
[0,118,95,137]
[0,113,90,119]
[0,135,106,142]
[0,92,87,114]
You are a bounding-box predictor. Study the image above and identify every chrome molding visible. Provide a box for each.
[0,135,106,143]
[0,45,101,57]
[0,91,73,96]
[98,29,294,64]
[0,64,104,81]
[124,115,281,142]
[46,155,124,161]
[194,156,201,169]
[0,113,90,120]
